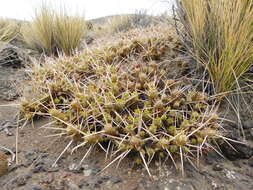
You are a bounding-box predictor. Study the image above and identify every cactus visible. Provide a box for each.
[19,31,222,176]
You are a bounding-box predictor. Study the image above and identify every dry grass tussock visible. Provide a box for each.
[19,27,229,176]
[176,0,253,93]
[0,18,20,42]
[21,4,86,56]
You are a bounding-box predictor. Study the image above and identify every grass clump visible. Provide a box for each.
[0,18,20,42]
[54,12,86,55]
[176,0,253,93]
[21,4,86,56]
[21,5,55,55]
[19,32,223,176]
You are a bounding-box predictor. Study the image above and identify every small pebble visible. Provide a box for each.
[110,177,122,184]
[83,169,92,177]
[213,164,223,171]
[68,182,80,190]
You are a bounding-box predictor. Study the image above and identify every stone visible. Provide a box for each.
[69,163,84,173]
[67,182,80,190]
[78,179,89,188]
[248,157,253,167]
[110,177,122,184]
[243,120,253,129]
[40,174,54,184]
[83,169,92,177]
[31,185,43,190]
[213,164,223,171]
[220,132,253,160]
[0,42,30,68]
[13,173,32,187]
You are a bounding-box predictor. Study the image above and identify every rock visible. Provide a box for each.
[0,120,17,132]
[243,120,253,129]
[213,164,223,171]
[91,167,101,174]
[220,132,253,160]
[46,167,59,173]
[245,129,253,141]
[31,186,43,190]
[81,176,107,189]
[39,174,54,184]
[225,169,236,180]
[124,181,139,190]
[0,42,30,68]
[67,182,80,190]
[4,128,14,136]
[248,157,253,167]
[8,164,22,172]
[78,179,89,188]
[69,163,84,173]
[85,36,95,45]
[32,162,47,173]
[10,173,32,187]
[110,177,122,184]
[24,150,38,167]
[221,142,253,160]
[83,169,92,177]
[99,175,110,181]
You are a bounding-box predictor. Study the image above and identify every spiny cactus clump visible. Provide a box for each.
[20,33,222,176]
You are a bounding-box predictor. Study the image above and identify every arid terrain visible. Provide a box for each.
[0,32,253,190]
[0,9,253,190]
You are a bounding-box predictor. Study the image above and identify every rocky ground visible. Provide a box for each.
[0,30,253,190]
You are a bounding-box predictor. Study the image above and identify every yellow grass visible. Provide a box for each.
[21,4,55,55]
[0,18,20,42]
[177,0,253,93]
[54,9,86,55]
[21,3,86,56]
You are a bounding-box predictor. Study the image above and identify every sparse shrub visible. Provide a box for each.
[176,0,253,93]
[21,4,86,56]
[19,32,223,175]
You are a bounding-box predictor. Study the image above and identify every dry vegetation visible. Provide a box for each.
[19,26,226,175]
[92,11,156,38]
[108,11,151,33]
[0,18,20,42]
[21,4,86,56]
[176,0,253,93]
[1,0,252,177]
